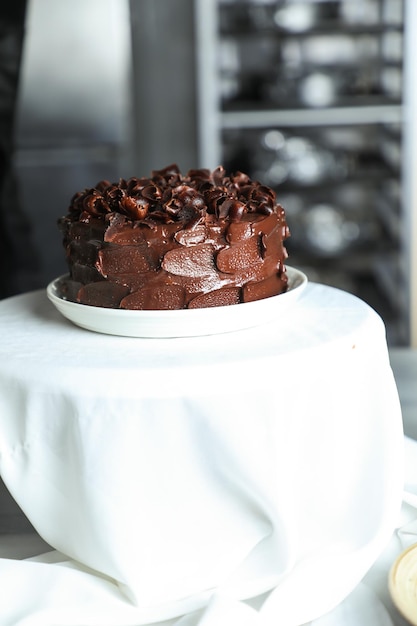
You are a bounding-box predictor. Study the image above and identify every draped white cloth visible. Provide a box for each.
[0,283,403,625]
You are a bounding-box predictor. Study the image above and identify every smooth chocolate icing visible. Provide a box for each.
[58,164,290,309]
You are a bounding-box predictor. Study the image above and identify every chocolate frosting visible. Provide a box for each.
[59,165,290,310]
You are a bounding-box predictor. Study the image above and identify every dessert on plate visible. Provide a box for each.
[58,164,290,310]
[0,160,403,626]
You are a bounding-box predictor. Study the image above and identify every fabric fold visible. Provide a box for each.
[0,285,404,624]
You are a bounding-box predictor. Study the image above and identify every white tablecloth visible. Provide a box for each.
[0,283,404,625]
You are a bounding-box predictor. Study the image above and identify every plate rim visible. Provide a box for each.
[47,266,307,316]
[46,265,308,337]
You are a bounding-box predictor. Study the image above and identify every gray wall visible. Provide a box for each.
[12,0,199,291]
[129,0,198,174]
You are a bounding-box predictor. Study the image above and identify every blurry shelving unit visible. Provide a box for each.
[195,0,417,346]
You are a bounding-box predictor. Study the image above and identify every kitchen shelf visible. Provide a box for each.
[195,0,416,346]
[219,20,404,37]
[220,104,403,128]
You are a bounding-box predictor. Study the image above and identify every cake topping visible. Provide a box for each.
[66,165,280,227]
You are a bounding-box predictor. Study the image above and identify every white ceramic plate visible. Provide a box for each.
[46,266,307,338]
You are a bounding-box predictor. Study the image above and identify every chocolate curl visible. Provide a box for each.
[218,199,245,222]
[141,184,163,202]
[120,195,149,220]
[204,188,228,215]
[165,185,206,227]
[151,163,182,187]
[230,171,251,186]
[125,177,153,196]
[82,189,111,216]
[212,165,227,186]
[103,185,125,212]
[186,168,211,183]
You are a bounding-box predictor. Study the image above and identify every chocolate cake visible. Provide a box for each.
[58,164,290,310]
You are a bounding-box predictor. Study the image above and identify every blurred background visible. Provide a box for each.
[1,0,416,347]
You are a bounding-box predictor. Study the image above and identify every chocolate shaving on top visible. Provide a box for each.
[66,165,280,227]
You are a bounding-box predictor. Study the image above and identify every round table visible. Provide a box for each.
[0,283,404,626]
